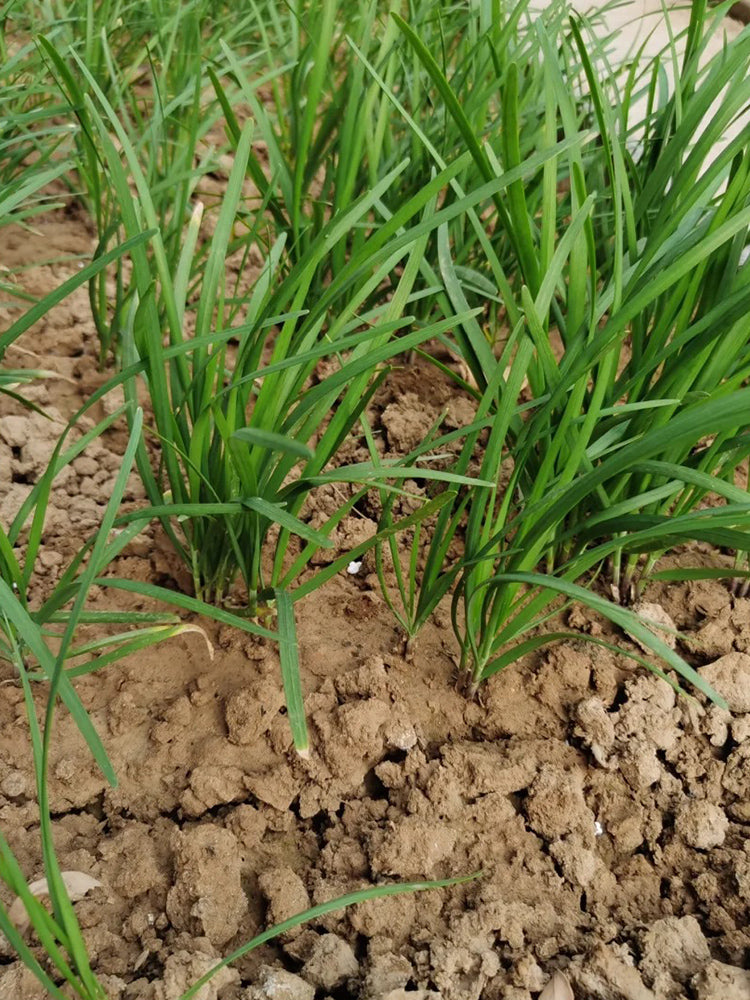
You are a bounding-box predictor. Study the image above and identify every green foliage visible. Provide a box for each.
[373,0,750,693]
[3,0,750,992]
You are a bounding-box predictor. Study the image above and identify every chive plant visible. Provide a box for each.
[41,47,515,754]
[0,24,73,230]
[0,411,236,1000]
[209,0,510,272]
[0,410,470,998]
[78,77,485,586]
[0,23,77,404]
[377,1,750,692]
[562,7,750,598]
[0,299,467,997]
[35,0,749,696]
[36,2,266,363]
[210,0,598,317]
[0,399,215,775]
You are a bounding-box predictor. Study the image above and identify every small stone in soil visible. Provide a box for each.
[700,652,750,713]
[153,948,239,1000]
[692,961,750,1000]
[243,965,315,1000]
[258,867,310,939]
[0,963,49,1000]
[640,915,710,997]
[0,769,27,798]
[302,933,359,991]
[674,800,729,850]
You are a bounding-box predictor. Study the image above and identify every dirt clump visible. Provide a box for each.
[302,932,358,991]
[640,915,711,996]
[166,825,246,947]
[693,961,750,1000]
[675,799,729,849]
[257,867,310,938]
[154,945,239,1000]
[700,651,750,711]
[245,965,315,1000]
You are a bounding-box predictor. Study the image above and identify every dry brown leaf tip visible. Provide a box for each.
[538,970,575,1000]
[7,871,103,935]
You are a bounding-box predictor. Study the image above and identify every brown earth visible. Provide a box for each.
[2,210,750,1000]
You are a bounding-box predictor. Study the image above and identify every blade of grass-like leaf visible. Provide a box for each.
[115,499,335,550]
[173,200,203,328]
[242,497,335,549]
[632,460,750,503]
[179,873,480,1000]
[299,464,492,489]
[93,578,277,640]
[650,567,750,582]
[534,192,597,325]
[0,883,71,1000]
[274,588,308,757]
[233,427,314,460]
[208,74,273,203]
[9,636,104,998]
[63,624,206,660]
[0,161,70,219]
[116,502,245,521]
[502,60,540,294]
[61,625,210,678]
[0,528,22,593]
[437,224,496,389]
[192,120,254,410]
[291,493,456,600]
[487,572,725,705]
[0,579,115,784]
[290,0,336,244]
[46,611,179,625]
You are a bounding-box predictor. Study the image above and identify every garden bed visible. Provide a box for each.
[2,209,750,1000]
